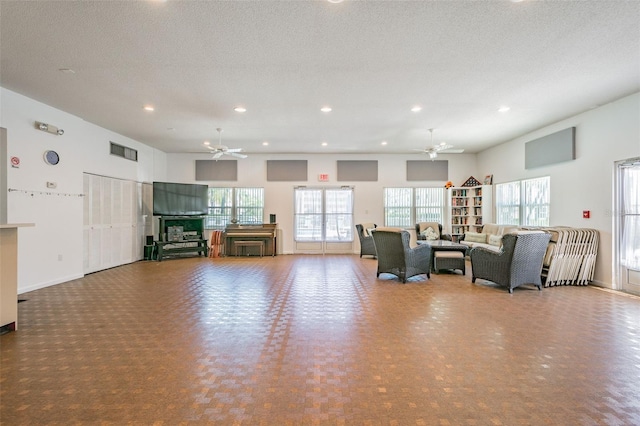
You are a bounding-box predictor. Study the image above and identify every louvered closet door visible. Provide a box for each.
[83,174,143,274]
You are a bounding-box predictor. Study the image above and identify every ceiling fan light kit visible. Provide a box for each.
[415,128,464,160]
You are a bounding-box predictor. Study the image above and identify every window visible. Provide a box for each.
[205,187,264,229]
[495,181,520,225]
[384,187,445,228]
[496,176,550,226]
[523,177,550,226]
[294,187,353,242]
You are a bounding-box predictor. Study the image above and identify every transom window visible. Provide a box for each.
[496,176,550,226]
[384,187,445,228]
[206,187,264,229]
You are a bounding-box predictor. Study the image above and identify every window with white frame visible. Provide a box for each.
[495,177,550,226]
[205,187,264,229]
[495,181,520,225]
[384,187,445,228]
[523,177,550,226]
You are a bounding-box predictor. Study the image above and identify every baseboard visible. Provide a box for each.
[18,273,84,295]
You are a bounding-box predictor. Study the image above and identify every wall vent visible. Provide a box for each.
[110,142,138,162]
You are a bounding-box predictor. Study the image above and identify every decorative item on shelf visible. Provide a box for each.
[444,181,453,189]
[461,176,481,187]
[484,174,493,185]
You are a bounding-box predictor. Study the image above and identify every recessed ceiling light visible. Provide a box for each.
[234,106,247,113]
[320,106,332,113]
[143,105,155,112]
[321,142,328,146]
[327,0,344,3]
[498,106,511,113]
[262,141,269,146]
[203,141,210,146]
[411,106,422,112]
[381,141,388,146]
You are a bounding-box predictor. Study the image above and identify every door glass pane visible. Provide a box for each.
[325,189,353,241]
[621,165,640,270]
[294,189,323,241]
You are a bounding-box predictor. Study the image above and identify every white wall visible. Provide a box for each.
[477,92,640,288]
[165,152,479,254]
[0,88,166,293]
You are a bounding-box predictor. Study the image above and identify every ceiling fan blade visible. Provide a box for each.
[228,152,248,159]
[433,143,453,152]
[440,148,465,153]
[212,152,223,159]
[225,148,243,153]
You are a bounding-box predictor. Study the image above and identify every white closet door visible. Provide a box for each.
[83,173,144,274]
[84,174,105,274]
[119,180,134,264]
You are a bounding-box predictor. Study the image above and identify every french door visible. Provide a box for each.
[615,158,640,295]
[293,187,354,254]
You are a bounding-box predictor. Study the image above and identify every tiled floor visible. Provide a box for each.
[1,254,640,425]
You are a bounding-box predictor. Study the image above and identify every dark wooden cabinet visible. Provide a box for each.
[155,216,208,261]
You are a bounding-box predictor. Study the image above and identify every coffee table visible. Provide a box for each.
[417,240,468,273]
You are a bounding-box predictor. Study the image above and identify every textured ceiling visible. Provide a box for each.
[1,0,639,155]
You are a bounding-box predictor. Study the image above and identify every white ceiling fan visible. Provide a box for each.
[415,128,464,159]
[207,128,247,160]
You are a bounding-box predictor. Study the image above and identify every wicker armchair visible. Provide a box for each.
[371,228,431,283]
[355,223,377,258]
[415,222,452,241]
[470,232,551,293]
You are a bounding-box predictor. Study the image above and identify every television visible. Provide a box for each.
[152,181,209,216]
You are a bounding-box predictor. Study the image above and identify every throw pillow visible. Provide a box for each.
[420,226,439,241]
[465,232,487,243]
[488,235,502,247]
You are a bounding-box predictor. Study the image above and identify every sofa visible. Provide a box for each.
[459,223,519,252]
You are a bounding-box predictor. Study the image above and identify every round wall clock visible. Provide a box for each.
[43,150,60,165]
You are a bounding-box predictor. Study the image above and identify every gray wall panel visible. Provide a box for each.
[406,160,448,181]
[267,160,308,181]
[525,127,576,169]
[195,160,238,181]
[337,160,378,181]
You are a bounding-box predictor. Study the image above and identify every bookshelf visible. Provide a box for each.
[449,185,492,241]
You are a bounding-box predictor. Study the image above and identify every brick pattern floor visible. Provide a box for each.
[1,254,640,425]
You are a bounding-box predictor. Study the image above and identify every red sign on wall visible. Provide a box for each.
[318,174,329,182]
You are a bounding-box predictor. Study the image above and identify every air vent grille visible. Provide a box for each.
[110,142,138,162]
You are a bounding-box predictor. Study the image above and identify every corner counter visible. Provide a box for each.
[0,223,35,331]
